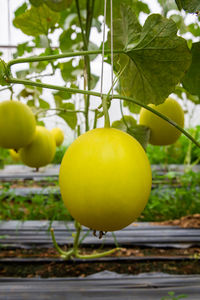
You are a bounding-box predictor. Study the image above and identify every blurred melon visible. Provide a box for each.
[0,100,36,150]
[9,149,21,162]
[20,126,56,168]
[51,127,64,147]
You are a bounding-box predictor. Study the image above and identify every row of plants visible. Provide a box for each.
[0,170,199,222]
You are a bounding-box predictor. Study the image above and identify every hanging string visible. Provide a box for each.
[110,0,114,99]
[100,0,107,98]
[7,0,11,60]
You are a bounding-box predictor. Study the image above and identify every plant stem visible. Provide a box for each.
[7,50,124,69]
[35,107,86,117]
[75,0,87,48]
[7,76,200,149]
[75,0,93,132]
[102,95,110,128]
[76,247,121,259]
[93,109,98,129]
[50,228,69,256]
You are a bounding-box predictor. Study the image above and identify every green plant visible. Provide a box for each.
[52,144,68,164]
[140,171,200,221]
[161,291,188,300]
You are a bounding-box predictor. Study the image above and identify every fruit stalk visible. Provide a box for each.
[102,95,111,128]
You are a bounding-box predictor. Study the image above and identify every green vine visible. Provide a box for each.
[6,76,200,149]
[50,221,121,260]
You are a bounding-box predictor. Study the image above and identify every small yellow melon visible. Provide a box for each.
[51,127,64,147]
[20,126,56,168]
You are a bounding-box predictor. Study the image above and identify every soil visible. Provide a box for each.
[1,260,200,278]
[0,246,200,278]
[0,179,58,189]
[0,246,200,259]
[152,214,200,228]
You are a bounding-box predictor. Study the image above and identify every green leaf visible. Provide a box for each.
[59,29,82,52]
[119,14,191,105]
[175,0,200,13]
[88,42,99,61]
[158,0,178,16]
[44,0,73,12]
[127,125,151,150]
[175,0,182,10]
[94,0,146,26]
[182,42,200,97]
[170,14,188,34]
[131,0,150,17]
[18,83,43,99]
[13,5,59,36]
[112,116,149,149]
[14,3,28,17]
[188,23,200,37]
[90,74,99,90]
[60,60,83,82]
[16,69,29,79]
[54,90,71,101]
[123,100,141,114]
[56,101,77,129]
[38,98,50,109]
[107,5,141,50]
[13,42,33,59]
[27,99,35,107]
[37,120,45,126]
[29,0,43,6]
[112,116,137,131]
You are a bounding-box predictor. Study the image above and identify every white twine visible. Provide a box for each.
[100,0,114,99]
[110,0,114,99]
[100,0,107,98]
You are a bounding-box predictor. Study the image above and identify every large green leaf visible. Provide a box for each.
[13,5,59,36]
[117,13,191,105]
[175,0,200,13]
[93,0,149,25]
[182,42,200,97]
[107,5,141,50]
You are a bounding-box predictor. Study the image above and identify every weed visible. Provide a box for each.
[161,291,188,300]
